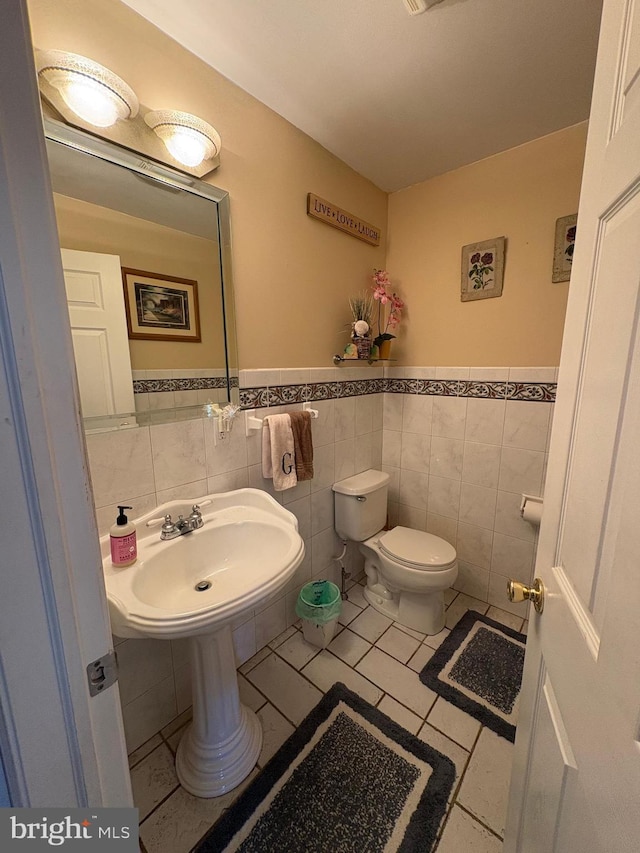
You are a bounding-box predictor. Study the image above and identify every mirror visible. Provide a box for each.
[44,119,238,431]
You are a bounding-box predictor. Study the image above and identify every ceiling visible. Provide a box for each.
[120,0,603,192]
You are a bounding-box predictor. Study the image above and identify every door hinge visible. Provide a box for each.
[86,650,118,697]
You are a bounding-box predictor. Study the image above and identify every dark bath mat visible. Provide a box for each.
[419,610,526,742]
[193,682,456,853]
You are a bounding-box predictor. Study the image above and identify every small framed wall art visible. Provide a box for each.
[552,214,577,282]
[461,236,506,302]
[122,268,201,342]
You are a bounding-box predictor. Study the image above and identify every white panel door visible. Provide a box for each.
[505,1,640,850]
[0,0,131,807]
[61,247,134,418]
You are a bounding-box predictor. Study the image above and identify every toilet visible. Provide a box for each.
[332,469,458,635]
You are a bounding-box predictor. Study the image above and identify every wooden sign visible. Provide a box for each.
[306,193,381,246]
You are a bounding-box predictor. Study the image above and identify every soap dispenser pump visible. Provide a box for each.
[110,505,137,567]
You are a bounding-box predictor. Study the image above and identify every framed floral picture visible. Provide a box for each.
[461,237,506,302]
[552,214,577,282]
[122,268,201,342]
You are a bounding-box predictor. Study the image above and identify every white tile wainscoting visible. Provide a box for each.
[132,367,231,413]
[85,364,554,751]
[382,366,555,622]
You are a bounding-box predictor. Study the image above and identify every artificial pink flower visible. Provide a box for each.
[370,269,405,345]
[373,284,390,304]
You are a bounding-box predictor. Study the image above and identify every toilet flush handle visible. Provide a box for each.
[355,495,367,502]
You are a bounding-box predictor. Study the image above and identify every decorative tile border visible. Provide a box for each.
[458,380,511,399]
[133,376,231,394]
[133,372,555,405]
[504,382,556,402]
[339,378,386,398]
[239,377,556,408]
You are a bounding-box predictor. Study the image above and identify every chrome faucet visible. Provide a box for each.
[148,504,207,540]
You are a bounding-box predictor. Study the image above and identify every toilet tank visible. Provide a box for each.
[332,469,390,541]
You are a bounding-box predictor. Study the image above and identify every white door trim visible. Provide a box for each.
[0,0,131,806]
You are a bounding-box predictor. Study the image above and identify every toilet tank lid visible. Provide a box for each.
[379,526,457,568]
[332,469,390,496]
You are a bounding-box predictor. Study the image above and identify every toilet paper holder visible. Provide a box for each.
[520,494,543,524]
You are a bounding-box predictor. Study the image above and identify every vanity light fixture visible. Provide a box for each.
[144,110,221,168]
[36,50,221,176]
[36,50,139,128]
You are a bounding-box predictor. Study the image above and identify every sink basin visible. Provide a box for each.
[103,490,305,640]
[132,520,297,612]
[100,489,305,798]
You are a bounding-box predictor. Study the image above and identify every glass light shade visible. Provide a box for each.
[145,111,221,169]
[160,126,212,167]
[57,76,121,128]
[36,51,138,128]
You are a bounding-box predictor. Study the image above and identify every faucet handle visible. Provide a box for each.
[161,515,177,535]
[192,499,212,510]
[147,512,173,528]
[188,505,205,528]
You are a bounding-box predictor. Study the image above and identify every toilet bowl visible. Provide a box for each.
[332,470,458,635]
[360,526,457,634]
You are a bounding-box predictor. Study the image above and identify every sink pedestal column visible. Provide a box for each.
[175,625,262,797]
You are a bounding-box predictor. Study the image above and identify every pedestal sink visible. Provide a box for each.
[101,489,305,797]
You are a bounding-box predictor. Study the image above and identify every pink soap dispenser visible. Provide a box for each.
[110,505,137,567]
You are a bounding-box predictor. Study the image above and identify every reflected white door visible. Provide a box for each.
[504,1,640,850]
[62,247,135,418]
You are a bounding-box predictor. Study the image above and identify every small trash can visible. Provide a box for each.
[295,580,342,648]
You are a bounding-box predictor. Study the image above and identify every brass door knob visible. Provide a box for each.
[507,577,545,613]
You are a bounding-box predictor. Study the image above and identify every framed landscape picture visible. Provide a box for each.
[461,237,506,302]
[122,268,201,342]
[552,214,577,282]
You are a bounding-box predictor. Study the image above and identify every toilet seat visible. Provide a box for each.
[378,526,457,572]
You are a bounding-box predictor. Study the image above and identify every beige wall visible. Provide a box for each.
[29,2,586,370]
[387,123,588,366]
[54,194,225,370]
[29,0,388,369]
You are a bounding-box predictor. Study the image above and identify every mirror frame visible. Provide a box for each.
[43,117,239,428]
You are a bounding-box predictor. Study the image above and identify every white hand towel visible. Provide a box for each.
[261,414,298,491]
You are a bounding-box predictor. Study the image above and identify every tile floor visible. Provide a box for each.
[131,583,527,852]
